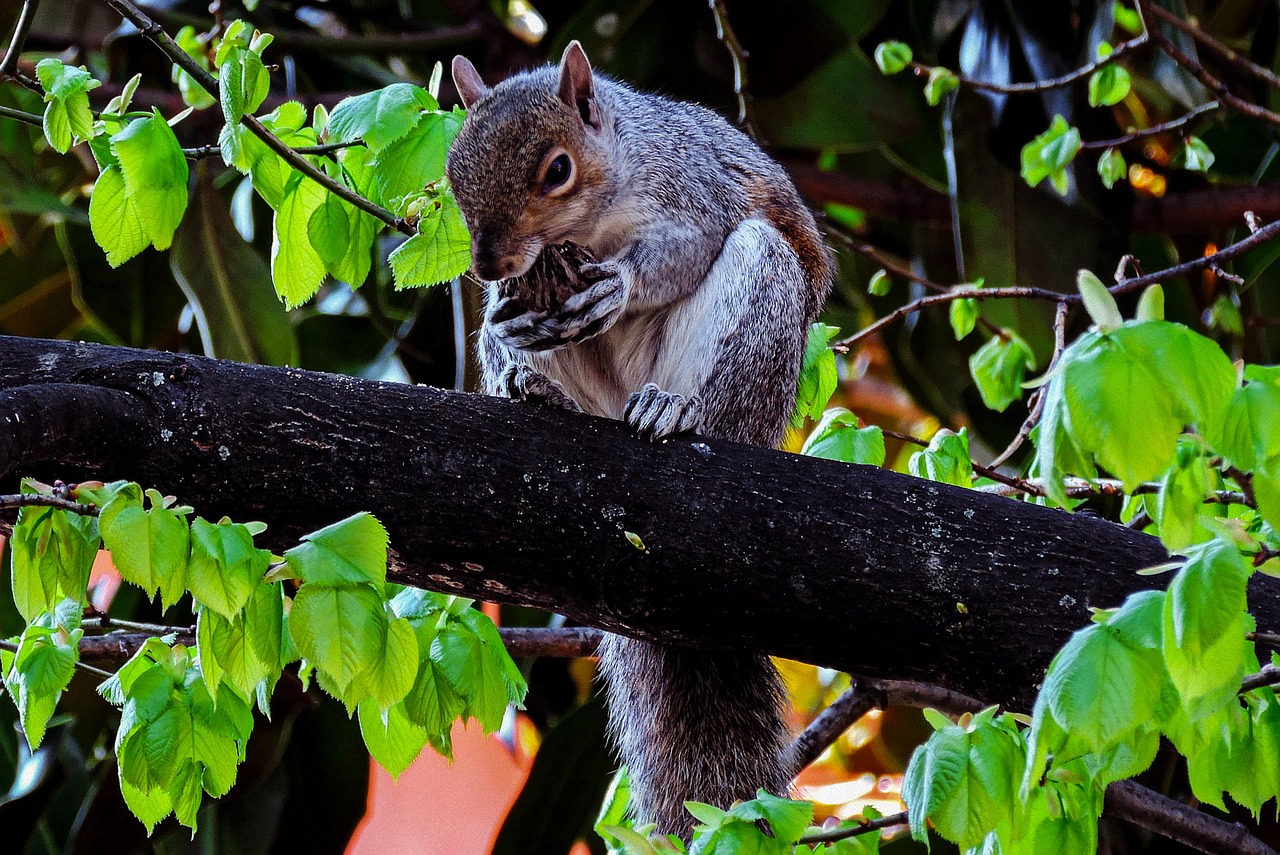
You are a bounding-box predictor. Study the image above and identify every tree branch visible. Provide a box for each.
[0,334,1210,712]
[1105,780,1278,855]
[92,0,414,236]
[0,0,40,77]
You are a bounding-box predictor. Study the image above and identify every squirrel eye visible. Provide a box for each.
[542,153,573,193]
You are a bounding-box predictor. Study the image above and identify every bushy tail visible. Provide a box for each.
[596,633,789,839]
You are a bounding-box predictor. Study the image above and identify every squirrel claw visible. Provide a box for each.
[625,383,703,440]
[500,365,582,412]
[491,275,627,352]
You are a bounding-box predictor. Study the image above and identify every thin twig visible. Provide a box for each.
[989,302,1068,468]
[1078,100,1221,150]
[0,493,99,515]
[1149,6,1280,93]
[797,811,909,846]
[1241,664,1280,694]
[1141,1,1280,129]
[706,0,757,138]
[1,0,41,77]
[905,33,1148,95]
[93,0,413,236]
[783,682,879,778]
[0,104,44,129]
[83,608,191,636]
[975,477,1249,506]
[1248,632,1280,649]
[182,139,360,160]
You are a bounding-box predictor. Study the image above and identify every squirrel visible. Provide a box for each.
[444,41,834,838]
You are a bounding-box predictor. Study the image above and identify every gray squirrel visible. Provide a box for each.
[444,41,833,838]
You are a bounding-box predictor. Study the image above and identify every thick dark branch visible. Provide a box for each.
[0,0,40,77]
[1106,780,1278,855]
[4,335,1270,712]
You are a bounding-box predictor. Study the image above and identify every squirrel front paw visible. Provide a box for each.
[499,364,582,413]
[625,383,703,441]
[490,271,627,352]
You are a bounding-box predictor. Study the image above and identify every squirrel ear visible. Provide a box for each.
[557,40,600,129]
[452,56,489,109]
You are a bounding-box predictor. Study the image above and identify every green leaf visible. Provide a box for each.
[874,42,913,75]
[389,193,472,288]
[1020,116,1081,194]
[924,67,959,106]
[1216,374,1280,475]
[433,619,510,733]
[1178,137,1215,173]
[325,84,438,151]
[792,322,841,428]
[1098,147,1126,189]
[7,622,81,748]
[1164,557,1250,724]
[358,699,429,779]
[1135,284,1164,322]
[289,584,386,696]
[867,269,891,296]
[1077,269,1122,332]
[1153,440,1218,551]
[271,171,329,307]
[219,47,270,124]
[100,490,190,606]
[369,111,463,213]
[35,58,99,154]
[1087,64,1131,107]
[969,333,1035,412]
[11,504,98,622]
[110,110,191,251]
[801,409,885,466]
[356,615,418,709]
[727,790,813,843]
[902,716,1022,849]
[308,191,351,269]
[950,296,978,340]
[909,429,973,488]
[89,164,152,266]
[284,512,389,586]
[121,779,173,834]
[1039,619,1164,755]
[171,26,217,110]
[188,517,268,618]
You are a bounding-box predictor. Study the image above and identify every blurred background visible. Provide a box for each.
[3,0,1280,852]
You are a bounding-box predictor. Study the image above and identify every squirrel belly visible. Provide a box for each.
[446,41,834,838]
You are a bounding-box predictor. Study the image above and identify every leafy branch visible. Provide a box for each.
[92,0,413,236]
[834,215,1280,348]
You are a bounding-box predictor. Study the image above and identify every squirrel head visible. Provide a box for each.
[445,41,612,282]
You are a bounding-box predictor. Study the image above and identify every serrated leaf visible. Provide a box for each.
[358,699,429,778]
[433,620,509,732]
[188,517,267,618]
[110,110,190,251]
[36,58,99,153]
[271,171,329,307]
[792,322,841,428]
[801,408,885,466]
[1021,116,1080,194]
[284,512,389,586]
[90,164,151,266]
[389,193,472,288]
[368,111,463,212]
[100,495,190,606]
[10,505,98,622]
[326,84,437,151]
[909,429,973,488]
[289,584,386,697]
[969,333,1034,412]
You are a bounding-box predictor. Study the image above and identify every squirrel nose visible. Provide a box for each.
[472,241,518,281]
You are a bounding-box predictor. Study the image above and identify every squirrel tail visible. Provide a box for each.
[597,633,790,839]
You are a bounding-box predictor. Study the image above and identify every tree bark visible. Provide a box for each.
[2,335,1270,710]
